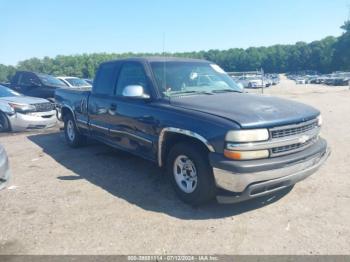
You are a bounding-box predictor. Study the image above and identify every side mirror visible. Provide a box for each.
[122,85,150,99]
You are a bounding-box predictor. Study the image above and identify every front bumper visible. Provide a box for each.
[0,147,10,190]
[210,138,330,204]
[8,110,57,131]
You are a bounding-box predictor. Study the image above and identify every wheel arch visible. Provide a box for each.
[0,110,12,131]
[158,127,215,167]
[60,105,75,122]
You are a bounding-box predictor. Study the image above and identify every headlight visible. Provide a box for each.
[317,115,322,126]
[9,103,36,113]
[225,129,269,142]
[224,149,269,160]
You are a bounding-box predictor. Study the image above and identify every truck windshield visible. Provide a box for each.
[37,73,67,87]
[66,78,91,87]
[150,62,242,97]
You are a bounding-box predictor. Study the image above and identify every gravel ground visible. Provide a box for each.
[0,76,349,255]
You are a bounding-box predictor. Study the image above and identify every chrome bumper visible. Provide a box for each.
[214,147,331,204]
[8,110,57,131]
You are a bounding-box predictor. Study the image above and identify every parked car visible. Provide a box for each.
[83,79,93,85]
[295,78,306,84]
[237,75,265,88]
[0,82,10,87]
[57,76,92,88]
[0,144,10,190]
[10,71,67,101]
[55,57,330,205]
[0,85,57,132]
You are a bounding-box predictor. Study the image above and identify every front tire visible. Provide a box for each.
[166,143,216,206]
[64,114,86,147]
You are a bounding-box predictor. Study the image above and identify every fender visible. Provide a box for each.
[0,102,14,115]
[158,127,215,167]
[58,104,76,121]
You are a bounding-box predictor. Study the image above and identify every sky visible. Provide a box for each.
[0,0,349,65]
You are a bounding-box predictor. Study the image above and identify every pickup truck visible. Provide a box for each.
[10,71,67,100]
[55,57,330,205]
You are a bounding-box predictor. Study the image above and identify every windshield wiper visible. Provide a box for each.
[211,89,242,93]
[169,90,214,96]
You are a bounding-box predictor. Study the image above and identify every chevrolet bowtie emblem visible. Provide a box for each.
[299,135,310,144]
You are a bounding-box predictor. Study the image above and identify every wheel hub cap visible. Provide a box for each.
[67,120,75,141]
[173,155,198,193]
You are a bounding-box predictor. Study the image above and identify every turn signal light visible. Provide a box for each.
[224,149,269,160]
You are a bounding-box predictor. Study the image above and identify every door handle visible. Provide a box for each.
[110,103,117,111]
[108,103,118,115]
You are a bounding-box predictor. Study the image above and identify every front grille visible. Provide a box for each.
[271,120,318,138]
[31,102,55,112]
[271,137,317,156]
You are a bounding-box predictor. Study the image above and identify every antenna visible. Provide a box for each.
[162,32,167,92]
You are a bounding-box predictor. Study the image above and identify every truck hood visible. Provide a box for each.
[0,96,49,105]
[169,93,319,128]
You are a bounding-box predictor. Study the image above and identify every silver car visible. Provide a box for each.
[0,85,57,132]
[0,144,10,190]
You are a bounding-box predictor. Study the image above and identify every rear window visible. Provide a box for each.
[93,63,118,95]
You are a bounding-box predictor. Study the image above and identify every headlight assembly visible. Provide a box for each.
[9,103,36,113]
[225,129,269,142]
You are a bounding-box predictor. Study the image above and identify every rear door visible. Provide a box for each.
[13,72,47,98]
[12,72,34,95]
[87,61,120,142]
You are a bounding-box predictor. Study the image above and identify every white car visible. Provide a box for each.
[295,78,306,85]
[237,76,265,88]
[57,77,92,88]
[0,85,57,132]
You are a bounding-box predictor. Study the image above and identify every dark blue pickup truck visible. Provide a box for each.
[55,57,330,205]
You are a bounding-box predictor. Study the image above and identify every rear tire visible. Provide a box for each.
[64,113,86,147]
[0,112,10,132]
[166,143,216,206]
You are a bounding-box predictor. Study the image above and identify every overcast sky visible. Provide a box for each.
[0,0,349,65]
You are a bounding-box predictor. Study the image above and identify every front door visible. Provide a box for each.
[108,61,157,159]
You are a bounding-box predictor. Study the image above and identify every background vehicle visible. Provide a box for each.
[236,75,265,88]
[10,71,67,100]
[0,85,57,132]
[55,57,329,206]
[295,78,306,84]
[0,144,10,190]
[83,79,93,85]
[57,76,92,88]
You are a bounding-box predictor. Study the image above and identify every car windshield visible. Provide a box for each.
[150,62,242,97]
[66,78,91,87]
[37,73,66,87]
[0,85,22,97]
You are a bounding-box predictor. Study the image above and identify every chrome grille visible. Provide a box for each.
[270,119,318,138]
[31,102,55,112]
[271,137,317,156]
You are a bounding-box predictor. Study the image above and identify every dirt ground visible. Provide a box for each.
[0,76,349,255]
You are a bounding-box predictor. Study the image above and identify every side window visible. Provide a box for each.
[18,73,40,87]
[116,62,148,96]
[18,73,32,86]
[93,63,117,95]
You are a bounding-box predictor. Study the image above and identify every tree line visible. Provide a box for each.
[0,21,349,83]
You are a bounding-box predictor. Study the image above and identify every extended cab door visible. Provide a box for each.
[87,61,120,141]
[11,72,40,96]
